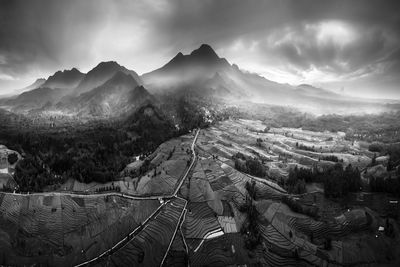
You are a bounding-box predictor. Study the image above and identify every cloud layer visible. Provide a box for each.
[0,0,399,98]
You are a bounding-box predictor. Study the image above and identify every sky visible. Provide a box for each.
[0,0,399,99]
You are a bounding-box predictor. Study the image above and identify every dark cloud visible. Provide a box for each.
[0,0,399,98]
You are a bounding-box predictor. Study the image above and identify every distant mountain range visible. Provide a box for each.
[1,61,146,117]
[0,44,396,116]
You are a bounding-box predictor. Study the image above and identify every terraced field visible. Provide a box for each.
[182,202,221,239]
[180,121,400,267]
[98,197,186,267]
[199,119,374,183]
[162,231,188,267]
[53,132,196,196]
[1,122,399,266]
[189,233,260,266]
[0,192,160,266]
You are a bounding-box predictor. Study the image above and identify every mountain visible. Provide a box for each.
[2,44,394,117]
[74,61,142,95]
[143,44,393,114]
[1,69,84,111]
[58,71,154,117]
[0,61,147,116]
[42,68,85,89]
[142,44,294,101]
[142,44,230,92]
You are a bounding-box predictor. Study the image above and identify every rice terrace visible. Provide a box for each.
[1,119,400,266]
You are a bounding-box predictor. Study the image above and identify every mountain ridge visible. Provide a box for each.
[42,68,85,89]
[1,43,394,116]
[74,61,142,96]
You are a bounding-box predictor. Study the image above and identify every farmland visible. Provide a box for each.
[175,119,400,266]
[0,119,400,266]
[0,192,160,266]
[0,130,198,266]
[97,197,187,266]
[51,132,195,197]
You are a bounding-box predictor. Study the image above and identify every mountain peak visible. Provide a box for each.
[190,44,219,59]
[74,60,141,95]
[95,61,121,70]
[42,67,84,89]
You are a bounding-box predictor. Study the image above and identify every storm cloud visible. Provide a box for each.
[0,0,399,98]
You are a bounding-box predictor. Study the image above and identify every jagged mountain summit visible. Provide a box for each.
[1,61,147,116]
[142,44,230,91]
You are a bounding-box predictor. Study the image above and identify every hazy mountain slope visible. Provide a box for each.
[58,71,154,117]
[0,78,47,99]
[21,78,46,92]
[6,87,64,112]
[42,68,85,89]
[74,61,142,95]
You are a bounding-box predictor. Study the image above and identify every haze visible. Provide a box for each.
[0,0,399,99]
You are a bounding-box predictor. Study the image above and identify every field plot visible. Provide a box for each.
[189,233,262,266]
[199,119,373,184]
[99,197,186,267]
[185,121,400,266]
[182,202,221,239]
[276,208,369,240]
[217,216,238,233]
[0,192,159,266]
[162,231,188,267]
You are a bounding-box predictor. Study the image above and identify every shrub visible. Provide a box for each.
[7,153,18,165]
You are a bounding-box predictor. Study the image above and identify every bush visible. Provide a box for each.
[369,142,384,153]
[297,144,316,152]
[321,155,339,162]
[282,195,319,218]
[7,153,18,165]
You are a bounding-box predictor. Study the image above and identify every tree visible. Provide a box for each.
[7,153,18,165]
[371,153,377,166]
[240,181,262,249]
